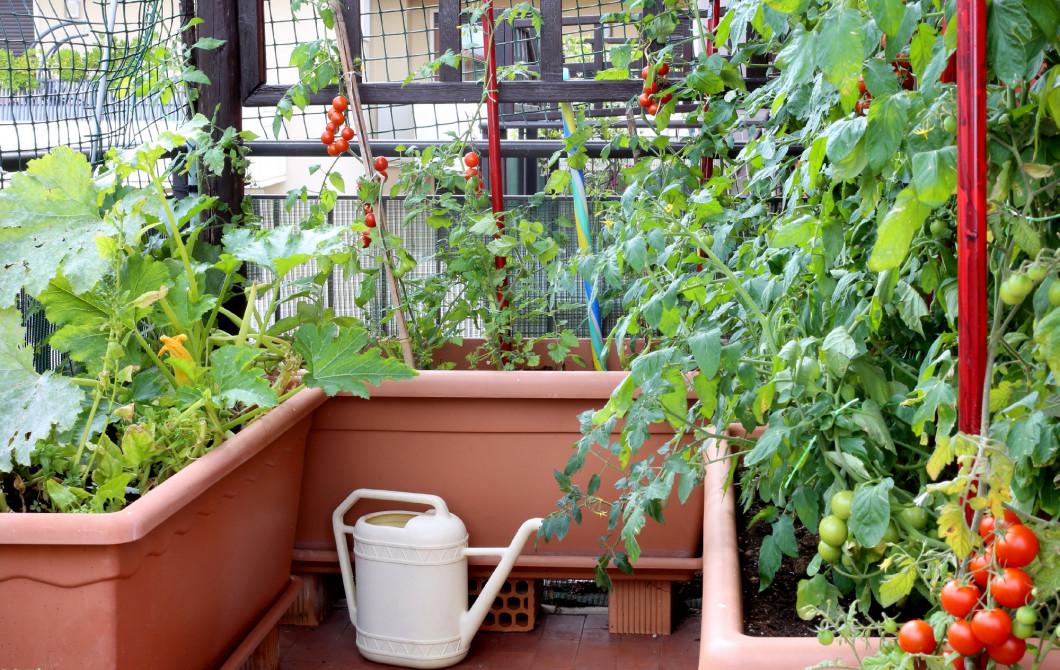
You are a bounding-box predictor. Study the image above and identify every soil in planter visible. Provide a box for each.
[736,492,820,637]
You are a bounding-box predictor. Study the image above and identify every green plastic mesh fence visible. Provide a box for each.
[0,0,188,187]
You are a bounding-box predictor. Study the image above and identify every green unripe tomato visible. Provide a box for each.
[818,629,834,646]
[929,218,950,237]
[1049,282,1060,306]
[817,541,842,563]
[703,233,715,247]
[883,618,898,635]
[900,506,928,530]
[1028,264,1048,282]
[1009,273,1034,302]
[874,521,900,553]
[1016,606,1038,625]
[1013,621,1036,639]
[942,115,957,134]
[818,515,848,546]
[1000,278,1020,305]
[831,490,854,520]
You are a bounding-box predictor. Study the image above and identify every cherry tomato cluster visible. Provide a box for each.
[855,75,872,116]
[360,201,375,248]
[896,512,1041,668]
[637,62,671,117]
[320,96,355,157]
[463,152,482,193]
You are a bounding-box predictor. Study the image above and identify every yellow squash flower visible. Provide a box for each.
[158,333,194,385]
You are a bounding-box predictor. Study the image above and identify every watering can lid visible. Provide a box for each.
[354,508,468,546]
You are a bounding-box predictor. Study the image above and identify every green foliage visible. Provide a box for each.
[0,117,414,513]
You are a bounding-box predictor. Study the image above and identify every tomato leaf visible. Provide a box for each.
[987,0,1034,87]
[867,0,905,36]
[912,147,958,209]
[866,93,910,172]
[879,559,917,606]
[868,187,932,271]
[850,478,894,547]
[815,9,865,90]
[758,534,783,590]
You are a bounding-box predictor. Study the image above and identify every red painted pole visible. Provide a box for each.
[697,0,720,272]
[482,1,509,314]
[956,0,988,436]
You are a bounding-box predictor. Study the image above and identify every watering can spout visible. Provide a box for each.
[459,517,543,647]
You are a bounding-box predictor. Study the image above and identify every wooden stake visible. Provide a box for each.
[330,1,416,369]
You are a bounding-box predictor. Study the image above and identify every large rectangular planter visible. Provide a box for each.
[0,387,328,670]
[699,427,1059,669]
[293,370,704,578]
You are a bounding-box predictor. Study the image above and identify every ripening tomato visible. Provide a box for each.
[660,92,673,104]
[333,138,349,153]
[991,567,1034,608]
[858,74,867,95]
[360,233,371,249]
[986,636,1027,666]
[464,167,479,179]
[374,156,389,172]
[947,619,985,657]
[320,130,335,145]
[638,93,653,108]
[326,121,339,133]
[995,524,1039,568]
[971,609,1013,646]
[328,109,344,125]
[464,152,480,168]
[647,103,659,115]
[332,95,349,112]
[365,212,376,228]
[898,620,936,655]
[947,655,965,670]
[657,62,669,76]
[940,580,981,618]
[641,65,651,80]
[968,550,993,587]
[341,126,355,141]
[979,510,1021,543]
[327,143,341,157]
[643,80,659,95]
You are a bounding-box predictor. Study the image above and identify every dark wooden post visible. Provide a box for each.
[184,0,244,244]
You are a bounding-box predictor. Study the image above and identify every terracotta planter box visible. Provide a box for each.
[699,427,1059,669]
[293,369,704,576]
[0,387,328,670]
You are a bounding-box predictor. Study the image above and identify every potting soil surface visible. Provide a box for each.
[278,607,701,669]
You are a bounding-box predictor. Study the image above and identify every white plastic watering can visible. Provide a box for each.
[332,489,543,669]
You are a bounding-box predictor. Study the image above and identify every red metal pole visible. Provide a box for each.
[956,0,988,436]
[482,1,509,314]
[697,0,720,272]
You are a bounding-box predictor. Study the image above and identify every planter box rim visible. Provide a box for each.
[348,369,629,399]
[0,386,328,546]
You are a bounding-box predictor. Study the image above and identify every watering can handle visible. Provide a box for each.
[331,489,451,627]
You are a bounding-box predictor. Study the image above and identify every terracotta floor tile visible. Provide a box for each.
[533,638,580,668]
[542,614,586,640]
[580,615,612,642]
[281,621,346,662]
[574,639,621,669]
[616,636,663,670]
[488,650,538,670]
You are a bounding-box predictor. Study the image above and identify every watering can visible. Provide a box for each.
[332,489,543,669]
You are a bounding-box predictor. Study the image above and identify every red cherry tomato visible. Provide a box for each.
[648,103,659,115]
[328,109,344,126]
[980,510,1021,543]
[947,655,965,670]
[326,121,339,134]
[365,212,376,228]
[995,524,1039,568]
[341,126,355,141]
[363,202,372,212]
[971,609,1012,647]
[375,156,389,172]
[320,130,335,145]
[657,62,669,76]
[898,620,936,655]
[986,636,1027,666]
[947,619,985,657]
[641,65,651,80]
[638,93,653,108]
[660,92,674,104]
[464,167,479,179]
[969,550,992,587]
[940,580,981,618]
[643,80,659,95]
[464,152,480,168]
[327,143,341,157]
[991,567,1034,608]
[333,138,349,153]
[332,95,349,112]
[858,75,867,95]
[361,233,370,249]
[379,170,388,181]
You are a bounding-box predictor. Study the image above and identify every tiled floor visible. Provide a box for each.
[279,607,701,669]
